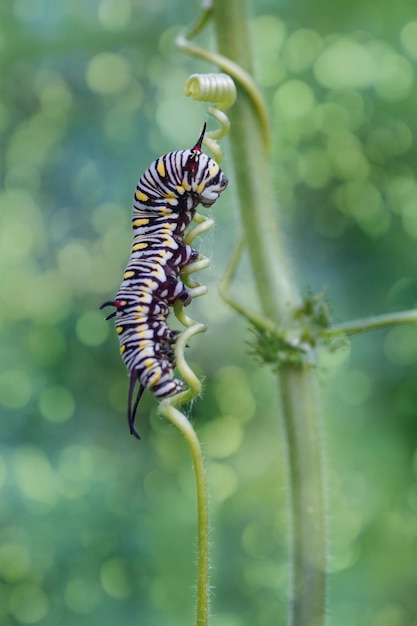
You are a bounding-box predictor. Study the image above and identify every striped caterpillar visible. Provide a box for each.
[101,125,228,438]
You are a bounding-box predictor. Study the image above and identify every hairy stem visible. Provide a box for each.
[323,308,417,337]
[211,1,327,625]
[159,401,209,626]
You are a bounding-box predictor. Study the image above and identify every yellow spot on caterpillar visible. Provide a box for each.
[164,191,177,205]
[123,270,135,279]
[157,160,166,177]
[209,163,220,177]
[132,242,148,250]
[116,326,123,334]
[143,278,157,290]
[162,234,177,248]
[196,181,205,193]
[138,292,152,303]
[162,222,175,232]
[135,190,148,202]
[182,180,191,191]
[176,184,185,194]
[120,345,126,354]
[138,329,150,339]
[148,370,161,386]
[152,264,165,280]
[133,218,149,227]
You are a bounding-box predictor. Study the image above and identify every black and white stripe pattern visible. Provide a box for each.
[101,126,228,438]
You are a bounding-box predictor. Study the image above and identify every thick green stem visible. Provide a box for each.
[210,2,300,323]
[211,2,327,625]
[279,365,326,626]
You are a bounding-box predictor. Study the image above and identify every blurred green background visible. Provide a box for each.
[1,0,417,625]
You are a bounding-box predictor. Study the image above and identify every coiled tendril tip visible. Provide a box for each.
[184,72,236,163]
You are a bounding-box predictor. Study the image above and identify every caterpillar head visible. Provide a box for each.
[184,125,228,207]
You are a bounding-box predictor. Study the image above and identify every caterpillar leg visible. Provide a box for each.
[163,276,192,306]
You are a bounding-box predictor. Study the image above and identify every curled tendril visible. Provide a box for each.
[184,73,236,162]
[158,212,214,412]
[176,4,271,152]
[157,212,215,626]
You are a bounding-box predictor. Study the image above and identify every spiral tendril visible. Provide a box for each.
[184,73,236,162]
[157,212,215,626]
[176,5,271,152]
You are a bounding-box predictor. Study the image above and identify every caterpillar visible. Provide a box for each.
[101,125,228,438]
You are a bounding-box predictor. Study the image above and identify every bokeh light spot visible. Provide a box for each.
[335,180,390,236]
[326,132,368,181]
[86,53,131,94]
[273,80,315,120]
[366,122,412,163]
[13,446,58,509]
[65,577,102,614]
[100,557,132,599]
[207,461,238,503]
[57,241,92,286]
[39,386,75,423]
[401,21,417,61]
[374,52,413,101]
[214,367,256,421]
[76,310,109,346]
[98,0,132,29]
[384,326,417,365]
[26,271,72,323]
[314,101,352,136]
[283,28,323,73]
[91,203,127,235]
[0,369,32,409]
[0,190,44,261]
[314,38,375,89]
[298,148,331,189]
[202,416,243,459]
[0,543,31,582]
[33,69,73,119]
[252,15,287,86]
[9,583,49,623]
[385,176,417,215]
[401,196,417,239]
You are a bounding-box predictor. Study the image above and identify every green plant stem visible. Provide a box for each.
[210,3,299,323]
[159,402,209,626]
[211,2,327,625]
[323,308,417,337]
[279,365,326,626]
